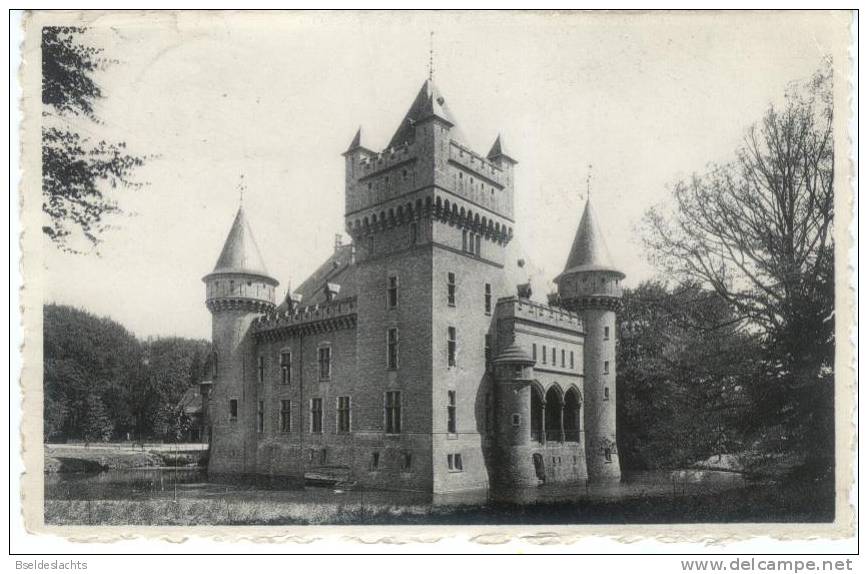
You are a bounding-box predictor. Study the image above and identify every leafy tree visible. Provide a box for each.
[42,26,147,251]
[642,64,834,479]
[82,392,113,444]
[43,304,209,442]
[617,281,758,471]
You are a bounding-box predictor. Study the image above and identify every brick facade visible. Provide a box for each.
[203,78,625,495]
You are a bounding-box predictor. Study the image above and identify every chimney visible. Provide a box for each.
[334,234,343,252]
[325,282,341,302]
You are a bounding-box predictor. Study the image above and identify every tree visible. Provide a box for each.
[41,26,147,252]
[617,281,758,471]
[82,392,113,444]
[643,63,834,479]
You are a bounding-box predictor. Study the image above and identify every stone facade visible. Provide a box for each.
[202,78,625,495]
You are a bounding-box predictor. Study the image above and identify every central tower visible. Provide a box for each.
[343,79,518,493]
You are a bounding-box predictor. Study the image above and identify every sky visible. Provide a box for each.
[37,11,845,340]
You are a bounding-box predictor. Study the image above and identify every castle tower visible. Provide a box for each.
[203,206,278,474]
[555,199,624,481]
[491,342,538,489]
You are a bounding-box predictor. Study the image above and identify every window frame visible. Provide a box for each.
[256,400,265,433]
[257,355,265,384]
[384,390,402,435]
[310,397,324,434]
[447,272,456,306]
[229,398,238,422]
[318,345,332,381]
[387,275,399,309]
[336,396,351,434]
[280,350,292,385]
[447,390,457,434]
[484,283,492,315]
[447,326,457,367]
[279,399,292,433]
[387,327,399,370]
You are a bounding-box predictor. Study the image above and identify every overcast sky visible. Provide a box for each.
[38,11,844,340]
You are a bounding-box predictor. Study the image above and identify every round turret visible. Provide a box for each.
[556,199,623,481]
[203,206,279,314]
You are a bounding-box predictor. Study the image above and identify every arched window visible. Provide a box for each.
[564,388,581,442]
[544,387,563,442]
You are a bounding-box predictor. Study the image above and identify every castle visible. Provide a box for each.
[201,78,625,494]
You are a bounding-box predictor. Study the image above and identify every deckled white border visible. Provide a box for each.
[11,8,858,552]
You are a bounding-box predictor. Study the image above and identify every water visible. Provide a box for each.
[45,467,747,507]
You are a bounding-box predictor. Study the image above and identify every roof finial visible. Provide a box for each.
[428,31,435,82]
[586,163,593,202]
[237,173,246,206]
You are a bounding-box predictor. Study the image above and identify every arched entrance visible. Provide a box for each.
[564,387,581,442]
[544,387,563,442]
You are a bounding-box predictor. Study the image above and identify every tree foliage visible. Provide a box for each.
[642,64,835,478]
[43,304,209,442]
[41,26,147,251]
[617,281,759,471]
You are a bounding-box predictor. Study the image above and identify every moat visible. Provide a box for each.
[42,467,834,526]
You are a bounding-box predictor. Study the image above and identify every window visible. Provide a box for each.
[484,283,492,314]
[337,396,351,433]
[385,391,401,434]
[604,326,610,340]
[532,344,537,361]
[402,452,412,470]
[604,360,610,375]
[257,356,264,383]
[542,345,547,364]
[604,387,610,400]
[387,275,398,309]
[311,398,323,433]
[570,351,575,370]
[229,399,238,421]
[512,413,521,427]
[447,453,464,471]
[484,334,491,366]
[212,351,219,378]
[604,448,613,463]
[371,452,380,470]
[318,346,331,380]
[447,390,457,434]
[280,351,291,385]
[410,222,418,244]
[387,327,399,370]
[320,448,328,465]
[561,349,566,368]
[475,234,482,257]
[447,272,456,306]
[462,229,468,252]
[279,400,291,432]
[257,400,264,433]
[551,346,556,365]
[368,235,374,254]
[447,327,457,367]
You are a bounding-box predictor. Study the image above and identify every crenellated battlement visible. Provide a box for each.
[253,296,358,339]
[496,296,583,331]
[448,141,507,187]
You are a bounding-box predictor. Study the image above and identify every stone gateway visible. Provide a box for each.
[201,78,625,495]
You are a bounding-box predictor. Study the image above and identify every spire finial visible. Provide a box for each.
[586,164,593,202]
[237,173,246,206]
[428,31,435,81]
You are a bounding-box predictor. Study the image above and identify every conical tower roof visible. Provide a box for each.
[487,134,517,164]
[559,199,624,278]
[208,206,276,283]
[387,79,468,149]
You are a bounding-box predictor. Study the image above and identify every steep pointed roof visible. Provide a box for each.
[343,126,370,155]
[387,79,468,149]
[559,199,624,278]
[487,134,517,163]
[208,206,276,282]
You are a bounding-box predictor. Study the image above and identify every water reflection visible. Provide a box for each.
[45,468,746,507]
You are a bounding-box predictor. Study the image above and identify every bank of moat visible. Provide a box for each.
[200,78,625,495]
